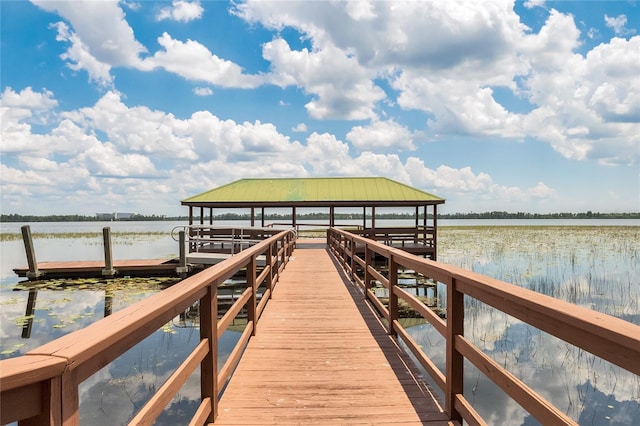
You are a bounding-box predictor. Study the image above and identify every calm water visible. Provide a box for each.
[0,220,638,425]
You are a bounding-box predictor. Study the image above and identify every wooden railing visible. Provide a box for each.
[349,226,436,258]
[174,225,283,255]
[0,229,296,426]
[328,228,640,426]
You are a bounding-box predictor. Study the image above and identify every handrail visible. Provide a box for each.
[327,227,640,426]
[174,225,285,255]
[0,229,296,426]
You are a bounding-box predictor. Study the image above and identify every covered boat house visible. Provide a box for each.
[181,177,445,259]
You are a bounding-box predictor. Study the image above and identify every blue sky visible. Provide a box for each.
[1,0,638,216]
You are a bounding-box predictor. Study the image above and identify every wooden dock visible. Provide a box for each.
[214,240,452,425]
[13,258,180,278]
[4,229,638,426]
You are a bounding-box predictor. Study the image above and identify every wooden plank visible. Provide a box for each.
[214,247,448,424]
[0,355,66,392]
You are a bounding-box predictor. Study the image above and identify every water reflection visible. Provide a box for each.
[21,288,37,338]
[78,322,242,425]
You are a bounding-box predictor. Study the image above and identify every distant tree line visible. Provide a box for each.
[437,211,639,219]
[1,211,638,222]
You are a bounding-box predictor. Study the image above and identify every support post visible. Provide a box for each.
[61,370,80,426]
[433,204,438,261]
[200,283,218,422]
[246,255,257,336]
[349,236,356,281]
[371,206,376,230]
[364,245,372,294]
[21,225,43,280]
[266,242,273,294]
[445,277,464,422]
[176,231,188,278]
[102,227,116,277]
[388,256,398,336]
[292,207,296,230]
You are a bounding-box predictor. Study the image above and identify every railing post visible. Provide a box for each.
[364,245,372,294]
[200,283,218,422]
[61,370,80,425]
[445,277,464,422]
[102,227,116,277]
[21,225,43,280]
[273,241,280,281]
[266,242,273,294]
[247,255,257,336]
[388,255,398,336]
[349,236,356,281]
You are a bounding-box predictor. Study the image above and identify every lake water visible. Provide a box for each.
[0,220,638,425]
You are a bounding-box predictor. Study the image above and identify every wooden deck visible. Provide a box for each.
[214,239,452,425]
[13,258,179,278]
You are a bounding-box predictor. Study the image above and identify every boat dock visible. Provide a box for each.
[2,228,638,426]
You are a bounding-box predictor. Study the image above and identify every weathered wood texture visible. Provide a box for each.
[214,243,451,425]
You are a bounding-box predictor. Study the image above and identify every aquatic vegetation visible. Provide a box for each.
[0,231,167,242]
[437,226,639,323]
[0,276,182,360]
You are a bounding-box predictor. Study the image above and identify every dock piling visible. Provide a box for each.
[102,227,117,277]
[176,230,189,278]
[21,225,43,280]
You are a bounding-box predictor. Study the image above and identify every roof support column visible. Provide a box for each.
[250,208,255,227]
[292,207,297,230]
[188,206,193,226]
[371,206,376,229]
[433,204,438,261]
[362,207,366,229]
[330,206,335,228]
[423,205,427,228]
[415,206,420,228]
[261,207,265,228]
[199,207,204,225]
[209,208,213,225]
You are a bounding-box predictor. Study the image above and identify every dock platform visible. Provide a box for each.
[13,258,180,279]
[214,241,451,424]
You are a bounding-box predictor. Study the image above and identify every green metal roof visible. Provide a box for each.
[182,177,444,207]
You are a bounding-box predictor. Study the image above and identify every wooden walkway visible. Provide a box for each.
[214,239,452,425]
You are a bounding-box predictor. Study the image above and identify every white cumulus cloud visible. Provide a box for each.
[157,0,204,23]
